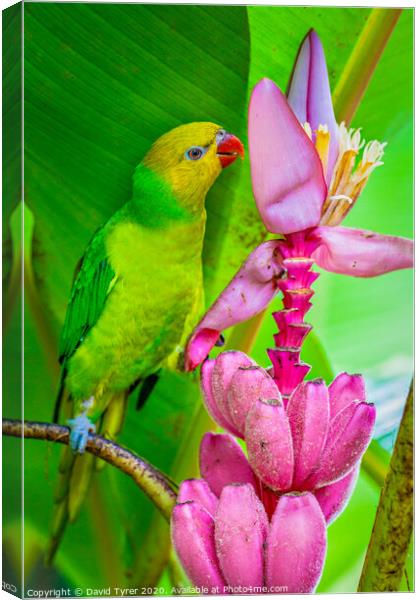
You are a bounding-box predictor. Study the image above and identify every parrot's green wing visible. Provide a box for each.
[49,228,122,560]
[59,228,117,366]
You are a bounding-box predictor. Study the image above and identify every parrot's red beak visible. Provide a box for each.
[216,132,244,168]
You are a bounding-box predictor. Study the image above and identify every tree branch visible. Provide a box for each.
[2,418,178,520]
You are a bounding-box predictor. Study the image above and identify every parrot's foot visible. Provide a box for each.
[67,398,96,454]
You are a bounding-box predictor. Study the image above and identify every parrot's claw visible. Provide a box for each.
[67,413,96,454]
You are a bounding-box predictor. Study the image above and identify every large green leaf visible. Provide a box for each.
[24,3,250,319]
[20,2,250,590]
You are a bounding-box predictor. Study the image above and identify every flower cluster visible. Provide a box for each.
[200,352,374,503]
[172,353,375,593]
[171,29,413,594]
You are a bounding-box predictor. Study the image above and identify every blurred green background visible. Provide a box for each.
[3,3,413,595]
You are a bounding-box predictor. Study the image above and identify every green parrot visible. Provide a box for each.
[48,122,244,561]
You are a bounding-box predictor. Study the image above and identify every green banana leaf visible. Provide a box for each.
[3,3,413,594]
[16,2,251,590]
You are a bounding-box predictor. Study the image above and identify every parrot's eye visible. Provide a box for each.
[216,129,226,144]
[185,146,207,161]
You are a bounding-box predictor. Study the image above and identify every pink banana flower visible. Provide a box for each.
[171,356,375,593]
[185,30,413,373]
[172,439,328,594]
[200,351,374,499]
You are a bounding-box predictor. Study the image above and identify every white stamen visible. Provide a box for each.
[317,123,329,134]
[328,194,353,204]
[338,122,365,153]
[362,140,387,165]
[323,122,386,225]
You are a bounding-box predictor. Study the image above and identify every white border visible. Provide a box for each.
[0,1,416,599]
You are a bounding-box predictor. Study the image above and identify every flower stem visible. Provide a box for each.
[268,231,321,399]
[332,8,402,124]
[358,380,413,591]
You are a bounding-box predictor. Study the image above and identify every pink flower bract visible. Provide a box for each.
[185,30,413,372]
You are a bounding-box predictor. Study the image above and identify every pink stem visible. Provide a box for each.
[268,230,321,402]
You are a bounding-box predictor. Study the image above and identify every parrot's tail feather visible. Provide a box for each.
[45,501,69,565]
[95,391,128,472]
[58,442,74,473]
[46,387,74,563]
[46,448,97,563]
[68,453,96,521]
[45,439,74,565]
[54,450,75,502]
[47,391,128,562]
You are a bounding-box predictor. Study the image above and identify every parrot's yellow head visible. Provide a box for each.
[142,122,244,211]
